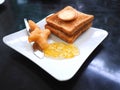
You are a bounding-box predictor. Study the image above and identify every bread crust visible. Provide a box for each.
[46,6,94,36]
[45,23,92,43]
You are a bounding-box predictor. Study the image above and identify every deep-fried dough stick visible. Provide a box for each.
[28,20,39,32]
[28,20,51,50]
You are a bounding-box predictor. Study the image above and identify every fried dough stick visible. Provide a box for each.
[28,20,51,50]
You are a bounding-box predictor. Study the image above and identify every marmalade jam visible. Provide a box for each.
[43,42,79,59]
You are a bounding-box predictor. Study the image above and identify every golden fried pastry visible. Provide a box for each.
[28,20,39,32]
[28,20,51,50]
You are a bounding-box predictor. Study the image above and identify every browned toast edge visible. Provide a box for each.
[45,23,92,43]
[46,7,94,36]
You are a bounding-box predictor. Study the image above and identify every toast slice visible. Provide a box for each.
[45,23,92,43]
[46,6,94,36]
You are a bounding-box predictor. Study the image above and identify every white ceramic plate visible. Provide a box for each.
[0,0,5,5]
[3,17,108,81]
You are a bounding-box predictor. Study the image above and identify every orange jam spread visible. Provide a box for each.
[43,42,79,59]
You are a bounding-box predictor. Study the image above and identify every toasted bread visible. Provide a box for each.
[45,23,92,43]
[46,6,94,36]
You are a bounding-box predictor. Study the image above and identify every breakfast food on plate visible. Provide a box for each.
[27,20,79,59]
[27,6,94,58]
[58,9,77,21]
[45,23,92,43]
[45,6,94,43]
[28,20,51,50]
[43,42,79,58]
[28,20,39,32]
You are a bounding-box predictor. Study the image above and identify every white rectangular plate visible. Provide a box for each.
[3,17,108,81]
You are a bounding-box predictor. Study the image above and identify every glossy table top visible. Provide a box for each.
[0,0,120,90]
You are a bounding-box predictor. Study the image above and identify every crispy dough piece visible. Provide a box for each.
[46,6,94,36]
[28,20,39,32]
[28,19,51,50]
[45,23,92,43]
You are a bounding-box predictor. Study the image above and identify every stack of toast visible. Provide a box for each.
[45,6,94,43]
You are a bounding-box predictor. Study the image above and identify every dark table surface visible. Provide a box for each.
[0,0,120,90]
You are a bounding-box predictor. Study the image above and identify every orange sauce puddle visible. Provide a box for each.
[43,42,79,59]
